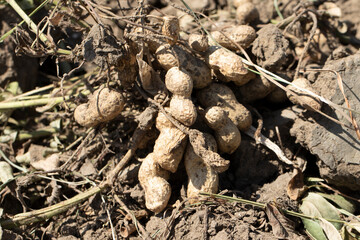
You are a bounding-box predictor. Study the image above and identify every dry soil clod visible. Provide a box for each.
[252,24,289,71]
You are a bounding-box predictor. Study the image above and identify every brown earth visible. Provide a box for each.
[1,0,360,239]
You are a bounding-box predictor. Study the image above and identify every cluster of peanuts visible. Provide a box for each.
[74,0,321,213]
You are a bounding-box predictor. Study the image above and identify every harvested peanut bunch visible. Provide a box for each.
[286,78,322,111]
[185,131,229,203]
[138,110,187,213]
[197,83,252,131]
[74,88,125,128]
[156,44,212,89]
[165,67,197,126]
[210,25,256,51]
[152,110,188,173]
[138,152,171,213]
[204,106,241,154]
[206,46,254,86]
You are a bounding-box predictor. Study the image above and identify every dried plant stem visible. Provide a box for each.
[2,85,54,103]
[0,96,68,110]
[114,195,150,239]
[294,11,317,79]
[200,192,349,225]
[5,0,49,45]
[244,126,294,166]
[0,149,28,173]
[0,185,103,229]
[5,0,71,55]
[0,0,50,43]
[0,123,148,229]
[17,127,59,141]
[0,87,91,110]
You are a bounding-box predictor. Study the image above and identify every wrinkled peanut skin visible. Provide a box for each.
[156,44,212,89]
[189,33,209,52]
[198,83,252,131]
[153,111,188,173]
[185,133,218,203]
[165,67,197,126]
[207,46,253,86]
[210,25,256,51]
[205,106,241,154]
[165,67,193,97]
[138,153,171,213]
[138,111,187,213]
[238,75,276,103]
[162,16,180,45]
[74,88,125,127]
[236,2,259,24]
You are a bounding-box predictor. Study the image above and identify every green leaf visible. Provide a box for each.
[300,201,328,240]
[317,192,356,214]
[302,192,342,230]
[300,192,344,239]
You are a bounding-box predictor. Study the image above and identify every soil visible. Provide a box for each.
[1,0,360,240]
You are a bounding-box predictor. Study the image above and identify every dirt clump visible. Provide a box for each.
[291,52,360,190]
[252,24,289,71]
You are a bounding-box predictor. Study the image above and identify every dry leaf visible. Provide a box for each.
[318,218,342,240]
[287,168,307,200]
[120,223,136,238]
[136,50,166,96]
[341,225,360,240]
[49,12,64,26]
[265,203,296,239]
[0,162,14,183]
[31,154,60,172]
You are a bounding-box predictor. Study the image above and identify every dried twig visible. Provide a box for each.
[244,126,294,166]
[294,11,318,79]
[114,195,150,239]
[0,120,150,229]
